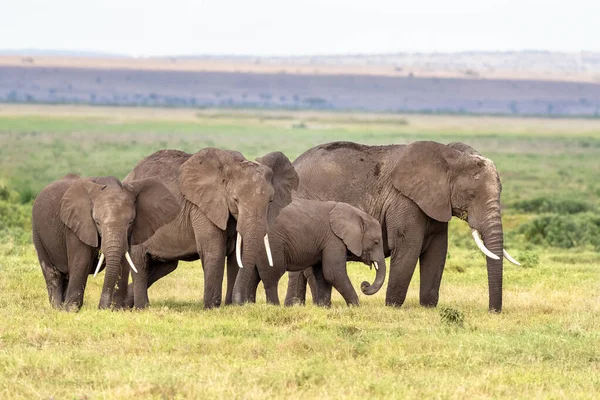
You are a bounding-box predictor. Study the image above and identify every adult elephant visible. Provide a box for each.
[284,141,519,312]
[121,148,298,309]
[32,174,179,311]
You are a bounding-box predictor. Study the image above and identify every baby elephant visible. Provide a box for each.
[232,199,386,306]
[32,174,179,311]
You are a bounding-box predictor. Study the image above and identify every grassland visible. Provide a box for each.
[0,105,599,399]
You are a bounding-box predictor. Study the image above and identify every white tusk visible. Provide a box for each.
[236,232,244,269]
[94,253,105,277]
[264,234,274,267]
[373,261,379,270]
[125,251,138,273]
[471,229,500,260]
[503,249,521,266]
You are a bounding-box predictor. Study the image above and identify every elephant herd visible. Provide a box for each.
[31,140,520,313]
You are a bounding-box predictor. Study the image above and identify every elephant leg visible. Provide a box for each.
[312,263,333,307]
[247,267,262,303]
[322,249,359,306]
[284,270,308,306]
[419,225,448,307]
[305,266,320,304]
[201,251,226,309]
[63,240,94,312]
[131,259,179,309]
[37,252,64,309]
[257,264,284,305]
[384,223,425,307]
[224,253,238,305]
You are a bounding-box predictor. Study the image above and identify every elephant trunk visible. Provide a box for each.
[98,231,128,309]
[361,258,387,295]
[235,211,267,270]
[473,206,504,313]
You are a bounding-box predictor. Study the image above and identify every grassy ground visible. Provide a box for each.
[0,105,599,398]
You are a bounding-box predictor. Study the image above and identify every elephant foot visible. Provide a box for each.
[385,300,405,308]
[203,299,222,309]
[63,302,82,312]
[284,297,305,307]
[419,298,439,308]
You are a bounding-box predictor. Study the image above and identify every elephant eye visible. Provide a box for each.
[128,220,134,226]
[374,240,380,245]
[95,220,100,226]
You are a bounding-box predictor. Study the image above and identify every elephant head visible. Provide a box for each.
[392,141,518,312]
[59,176,180,308]
[179,148,298,270]
[329,202,387,296]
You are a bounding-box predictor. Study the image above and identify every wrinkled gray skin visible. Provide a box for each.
[285,141,508,312]
[31,174,179,311]
[120,148,298,309]
[232,199,386,306]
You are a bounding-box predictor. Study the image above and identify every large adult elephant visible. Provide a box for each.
[284,141,519,312]
[121,148,298,309]
[32,174,179,311]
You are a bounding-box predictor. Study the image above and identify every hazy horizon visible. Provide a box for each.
[1,0,599,57]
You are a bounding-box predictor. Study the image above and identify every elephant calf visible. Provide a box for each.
[31,174,179,311]
[232,199,387,306]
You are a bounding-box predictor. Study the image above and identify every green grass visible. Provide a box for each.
[0,105,599,398]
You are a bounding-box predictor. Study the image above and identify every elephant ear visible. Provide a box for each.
[256,151,299,225]
[391,141,455,222]
[123,178,181,245]
[179,148,245,230]
[447,142,481,156]
[59,180,105,247]
[329,202,363,257]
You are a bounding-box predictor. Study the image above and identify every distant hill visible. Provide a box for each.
[0,49,126,58]
[0,52,599,116]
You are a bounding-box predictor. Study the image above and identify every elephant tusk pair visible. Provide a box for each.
[373,261,379,270]
[93,251,138,278]
[236,232,274,269]
[471,229,521,265]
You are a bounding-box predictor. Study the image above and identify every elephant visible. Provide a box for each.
[232,199,386,306]
[284,141,520,312]
[121,148,298,309]
[31,174,180,311]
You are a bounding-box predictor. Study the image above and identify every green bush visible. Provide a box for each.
[0,183,32,245]
[512,197,594,214]
[439,307,465,328]
[518,213,600,249]
[519,251,540,268]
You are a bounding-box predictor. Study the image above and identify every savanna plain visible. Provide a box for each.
[0,104,599,399]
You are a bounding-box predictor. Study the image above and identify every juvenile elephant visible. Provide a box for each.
[285,141,520,312]
[233,199,386,306]
[122,148,298,309]
[32,174,179,311]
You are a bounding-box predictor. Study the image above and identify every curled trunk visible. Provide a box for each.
[361,258,387,295]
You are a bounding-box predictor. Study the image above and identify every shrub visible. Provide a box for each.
[519,251,540,268]
[0,184,32,245]
[518,213,600,249]
[439,307,464,328]
[513,197,594,214]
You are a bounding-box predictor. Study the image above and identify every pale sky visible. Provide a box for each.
[0,0,598,56]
